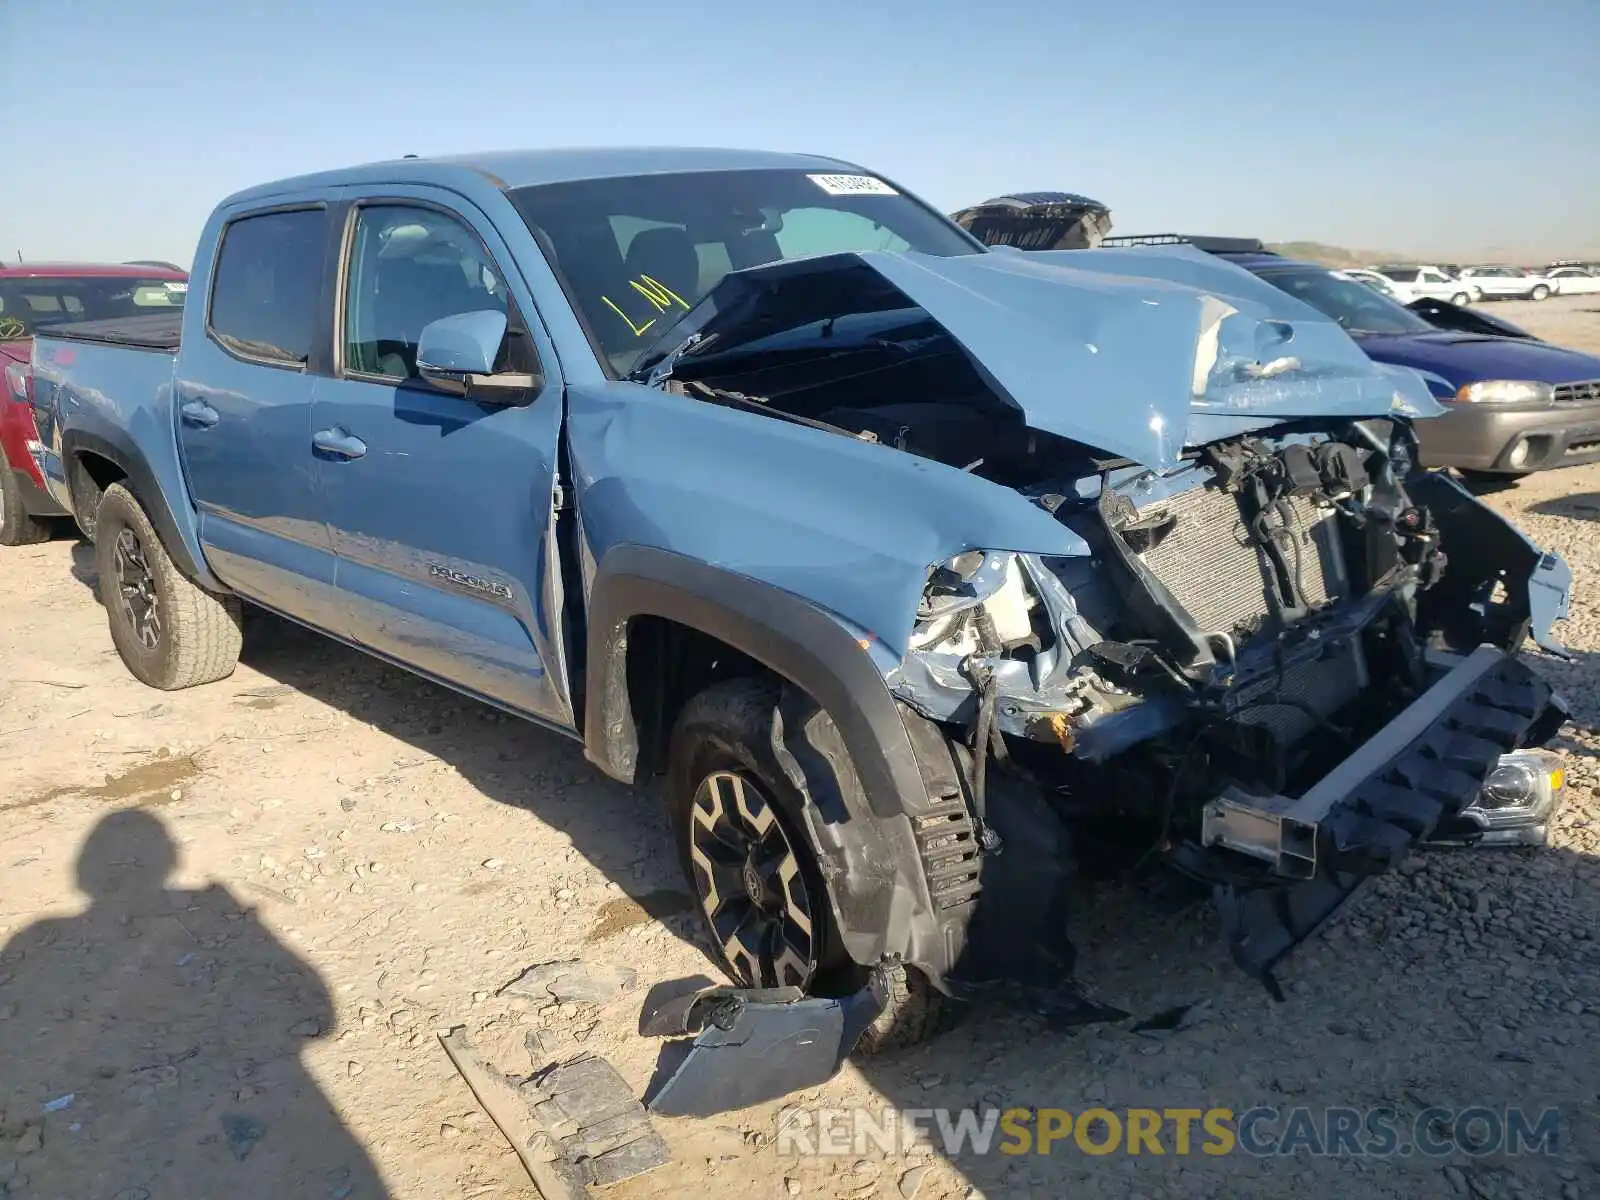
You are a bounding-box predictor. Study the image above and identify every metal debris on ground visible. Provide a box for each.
[438,1026,667,1199]
[500,959,639,1004]
[521,1054,671,1187]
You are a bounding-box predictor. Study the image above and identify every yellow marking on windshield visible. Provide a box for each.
[631,274,690,312]
[604,274,692,338]
[602,295,656,338]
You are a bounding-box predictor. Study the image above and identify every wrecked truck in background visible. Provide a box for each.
[949,191,1115,250]
[28,150,1571,1114]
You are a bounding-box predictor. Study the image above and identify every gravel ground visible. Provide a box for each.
[1,296,1598,1199]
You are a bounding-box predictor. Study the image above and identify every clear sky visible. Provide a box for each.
[2,0,1596,266]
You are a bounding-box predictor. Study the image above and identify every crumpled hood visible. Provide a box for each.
[654,244,1441,469]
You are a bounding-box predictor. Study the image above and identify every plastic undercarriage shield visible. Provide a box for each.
[638,975,889,1119]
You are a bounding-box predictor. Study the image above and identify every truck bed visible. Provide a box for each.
[35,310,183,352]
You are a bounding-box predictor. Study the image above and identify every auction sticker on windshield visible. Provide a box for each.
[808,174,899,197]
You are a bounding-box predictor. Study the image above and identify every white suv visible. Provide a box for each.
[1456,266,1554,301]
[1371,264,1474,306]
[1548,265,1600,295]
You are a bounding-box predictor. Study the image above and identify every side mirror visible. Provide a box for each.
[416,310,539,403]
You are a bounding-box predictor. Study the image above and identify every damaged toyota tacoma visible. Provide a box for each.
[28,150,1572,1112]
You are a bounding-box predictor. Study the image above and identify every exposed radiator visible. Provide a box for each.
[1122,477,1363,746]
[1128,482,1349,637]
[1229,644,1366,743]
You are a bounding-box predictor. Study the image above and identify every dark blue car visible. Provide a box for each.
[1217,250,1600,479]
[953,208,1600,480]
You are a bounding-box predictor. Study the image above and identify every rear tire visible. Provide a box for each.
[666,677,957,1053]
[95,483,242,689]
[0,468,52,546]
[1531,285,1550,301]
[1450,292,1471,307]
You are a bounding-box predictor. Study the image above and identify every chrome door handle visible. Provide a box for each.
[312,428,367,460]
[180,400,219,428]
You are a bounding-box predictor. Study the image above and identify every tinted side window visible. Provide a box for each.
[208,209,327,366]
[342,204,510,380]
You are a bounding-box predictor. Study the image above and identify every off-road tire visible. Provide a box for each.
[855,959,960,1054]
[95,483,242,689]
[0,468,52,546]
[667,677,957,1054]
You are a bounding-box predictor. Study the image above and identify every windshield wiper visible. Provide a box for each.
[631,329,708,387]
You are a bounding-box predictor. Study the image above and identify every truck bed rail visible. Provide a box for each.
[33,311,182,352]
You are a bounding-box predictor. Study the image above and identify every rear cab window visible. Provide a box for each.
[207,208,328,367]
[0,275,187,339]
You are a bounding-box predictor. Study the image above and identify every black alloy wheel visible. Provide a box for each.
[686,768,818,989]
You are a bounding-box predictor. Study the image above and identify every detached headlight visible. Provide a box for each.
[1453,380,1554,406]
[1453,749,1566,846]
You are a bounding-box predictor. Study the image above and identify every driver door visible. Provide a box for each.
[312,190,574,728]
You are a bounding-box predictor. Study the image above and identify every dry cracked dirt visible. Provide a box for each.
[3,297,1600,1200]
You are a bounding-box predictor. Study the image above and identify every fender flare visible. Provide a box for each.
[583,545,928,820]
[60,428,222,590]
[584,545,953,973]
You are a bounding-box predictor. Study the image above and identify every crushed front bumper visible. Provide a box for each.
[638,647,1567,1115]
[1178,645,1566,990]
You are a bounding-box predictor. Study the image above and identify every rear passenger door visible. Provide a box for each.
[312,191,574,728]
[176,199,345,631]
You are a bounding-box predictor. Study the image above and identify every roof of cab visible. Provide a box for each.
[1218,251,1304,271]
[222,146,865,206]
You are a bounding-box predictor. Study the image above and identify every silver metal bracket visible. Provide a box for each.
[1202,787,1318,880]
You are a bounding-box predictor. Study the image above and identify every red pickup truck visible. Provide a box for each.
[1,262,188,544]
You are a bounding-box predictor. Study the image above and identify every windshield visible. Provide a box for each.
[507,169,980,376]
[0,276,186,339]
[1250,266,1434,337]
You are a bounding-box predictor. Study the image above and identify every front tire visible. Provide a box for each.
[95,483,242,689]
[0,468,53,546]
[667,678,956,1053]
[1531,285,1550,301]
[1450,292,1471,307]
[1458,468,1531,488]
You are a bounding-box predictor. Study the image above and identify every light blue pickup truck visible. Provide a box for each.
[28,147,1573,1111]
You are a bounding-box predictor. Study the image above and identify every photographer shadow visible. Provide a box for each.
[0,810,389,1198]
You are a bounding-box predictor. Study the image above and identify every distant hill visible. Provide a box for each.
[1265,241,1408,267]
